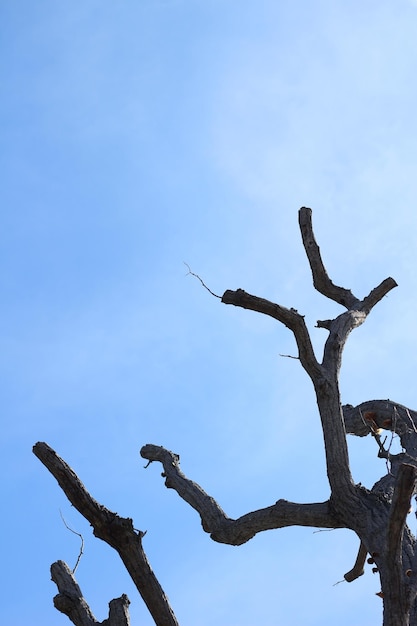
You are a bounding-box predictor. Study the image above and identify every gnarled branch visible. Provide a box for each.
[343,400,417,459]
[33,442,179,626]
[140,444,343,545]
[51,560,130,626]
[321,309,367,374]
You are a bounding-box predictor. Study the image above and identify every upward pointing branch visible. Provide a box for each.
[299,207,397,313]
[221,208,397,502]
[299,207,361,309]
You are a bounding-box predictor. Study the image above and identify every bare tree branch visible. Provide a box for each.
[33,442,179,626]
[344,541,367,582]
[140,444,343,545]
[51,560,99,626]
[221,289,322,380]
[59,510,84,574]
[359,277,398,314]
[221,210,396,502]
[298,207,361,309]
[343,400,417,459]
[35,207,413,625]
[51,560,131,626]
[298,207,397,311]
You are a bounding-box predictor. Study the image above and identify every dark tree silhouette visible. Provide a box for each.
[34,208,417,626]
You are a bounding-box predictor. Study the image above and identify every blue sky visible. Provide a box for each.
[2,1,417,624]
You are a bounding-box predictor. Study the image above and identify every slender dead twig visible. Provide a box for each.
[184,262,221,298]
[59,509,84,573]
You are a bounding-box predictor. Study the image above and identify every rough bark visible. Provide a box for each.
[35,207,417,625]
[33,442,179,626]
[140,444,343,545]
[50,560,131,626]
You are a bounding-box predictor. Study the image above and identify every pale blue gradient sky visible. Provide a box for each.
[2,1,417,624]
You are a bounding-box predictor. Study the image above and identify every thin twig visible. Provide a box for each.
[184,263,221,298]
[59,509,85,574]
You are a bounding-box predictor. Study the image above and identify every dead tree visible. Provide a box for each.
[34,207,417,626]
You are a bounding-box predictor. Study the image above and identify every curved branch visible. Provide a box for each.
[298,207,361,309]
[343,400,417,458]
[51,560,130,626]
[299,207,397,314]
[33,442,179,626]
[344,541,367,583]
[140,444,343,545]
[221,289,322,380]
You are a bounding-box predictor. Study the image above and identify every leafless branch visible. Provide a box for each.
[33,442,179,626]
[298,207,361,309]
[184,263,221,298]
[221,211,396,501]
[51,560,131,626]
[221,289,322,380]
[343,400,417,461]
[344,541,367,582]
[59,510,84,574]
[140,444,343,545]
[359,277,398,314]
[298,207,397,312]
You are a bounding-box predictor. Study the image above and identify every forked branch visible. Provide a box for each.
[33,442,179,626]
[140,444,343,545]
[51,560,130,626]
[298,207,397,312]
[298,207,361,309]
[221,209,397,502]
[36,207,406,626]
